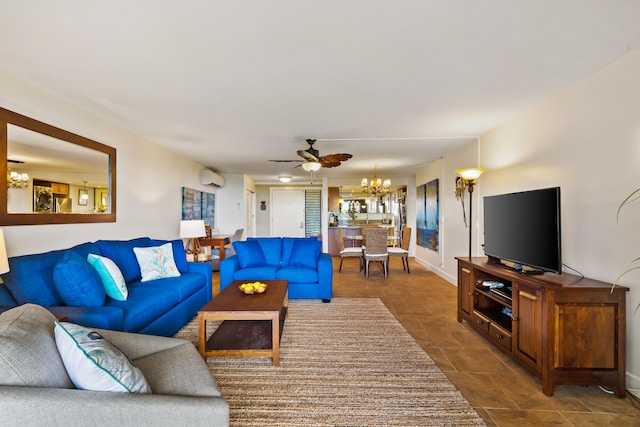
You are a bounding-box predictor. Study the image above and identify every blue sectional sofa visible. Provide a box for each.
[0,237,211,336]
[220,237,332,301]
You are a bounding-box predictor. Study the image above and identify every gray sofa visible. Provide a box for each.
[0,304,229,426]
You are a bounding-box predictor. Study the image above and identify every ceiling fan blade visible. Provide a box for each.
[320,153,353,167]
[269,159,303,162]
[297,150,319,162]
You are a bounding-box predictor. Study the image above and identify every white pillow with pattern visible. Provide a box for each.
[54,321,151,393]
[133,242,181,282]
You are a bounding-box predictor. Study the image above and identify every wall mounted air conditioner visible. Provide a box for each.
[199,169,225,187]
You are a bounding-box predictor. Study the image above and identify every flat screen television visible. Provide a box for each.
[483,187,562,274]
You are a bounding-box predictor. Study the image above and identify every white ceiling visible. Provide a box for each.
[1,0,639,185]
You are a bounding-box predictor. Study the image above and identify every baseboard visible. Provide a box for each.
[415,258,456,286]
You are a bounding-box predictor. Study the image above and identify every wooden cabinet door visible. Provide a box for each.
[458,264,473,320]
[513,283,542,373]
[328,187,340,211]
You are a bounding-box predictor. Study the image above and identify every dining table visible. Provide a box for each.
[198,234,232,260]
[343,234,400,247]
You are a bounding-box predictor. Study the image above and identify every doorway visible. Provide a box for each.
[271,189,306,237]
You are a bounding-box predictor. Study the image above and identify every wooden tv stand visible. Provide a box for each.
[456,257,628,397]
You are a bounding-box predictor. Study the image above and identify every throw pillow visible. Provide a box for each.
[133,243,181,282]
[149,239,189,273]
[233,240,267,268]
[54,321,151,393]
[287,238,322,269]
[87,254,128,301]
[96,238,152,283]
[53,251,106,307]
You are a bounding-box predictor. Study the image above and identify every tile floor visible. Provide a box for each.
[213,256,640,426]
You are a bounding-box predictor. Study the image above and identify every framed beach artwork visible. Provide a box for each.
[181,187,215,228]
[416,179,439,251]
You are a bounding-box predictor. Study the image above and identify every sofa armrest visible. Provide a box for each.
[0,386,229,426]
[220,255,241,290]
[317,253,333,300]
[93,328,191,360]
[187,261,213,303]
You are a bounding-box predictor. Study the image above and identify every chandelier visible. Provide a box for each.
[7,170,29,189]
[361,167,391,195]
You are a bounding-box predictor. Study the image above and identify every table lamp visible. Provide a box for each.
[0,229,10,279]
[179,220,206,261]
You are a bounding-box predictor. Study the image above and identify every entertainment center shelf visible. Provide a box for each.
[456,257,628,397]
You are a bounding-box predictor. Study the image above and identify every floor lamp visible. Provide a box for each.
[455,168,486,259]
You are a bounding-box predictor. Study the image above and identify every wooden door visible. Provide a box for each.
[513,283,543,373]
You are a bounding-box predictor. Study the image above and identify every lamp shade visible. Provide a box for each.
[179,220,206,239]
[0,229,9,274]
[302,161,321,172]
[456,168,486,181]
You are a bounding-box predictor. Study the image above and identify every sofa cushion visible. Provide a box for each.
[275,265,319,284]
[4,249,66,306]
[233,240,267,268]
[53,251,106,307]
[48,305,125,331]
[97,237,152,283]
[0,284,17,307]
[287,238,322,269]
[249,237,283,266]
[129,273,204,302]
[0,304,73,388]
[133,243,181,282]
[233,265,279,281]
[134,341,222,397]
[54,321,151,393]
[87,254,128,301]
[149,239,189,273]
[105,287,180,333]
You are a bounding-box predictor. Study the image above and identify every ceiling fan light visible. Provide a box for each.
[302,161,321,172]
[278,175,292,182]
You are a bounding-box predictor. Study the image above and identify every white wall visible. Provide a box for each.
[0,70,212,256]
[417,50,640,391]
[215,173,255,236]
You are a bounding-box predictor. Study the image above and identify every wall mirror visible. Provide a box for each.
[1,107,116,225]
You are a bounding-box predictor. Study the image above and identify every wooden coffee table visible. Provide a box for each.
[198,280,288,366]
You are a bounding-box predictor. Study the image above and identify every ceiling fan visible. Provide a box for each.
[269,139,352,169]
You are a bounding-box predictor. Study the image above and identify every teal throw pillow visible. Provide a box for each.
[54,321,151,393]
[233,240,267,268]
[133,243,181,282]
[53,251,106,307]
[288,238,322,269]
[87,254,128,301]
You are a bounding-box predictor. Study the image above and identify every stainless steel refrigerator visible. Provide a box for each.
[54,196,72,213]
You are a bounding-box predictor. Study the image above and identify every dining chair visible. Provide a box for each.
[338,227,363,272]
[388,226,411,273]
[211,228,244,270]
[226,228,244,256]
[363,228,389,278]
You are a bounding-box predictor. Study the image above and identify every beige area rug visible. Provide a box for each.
[175,298,486,426]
